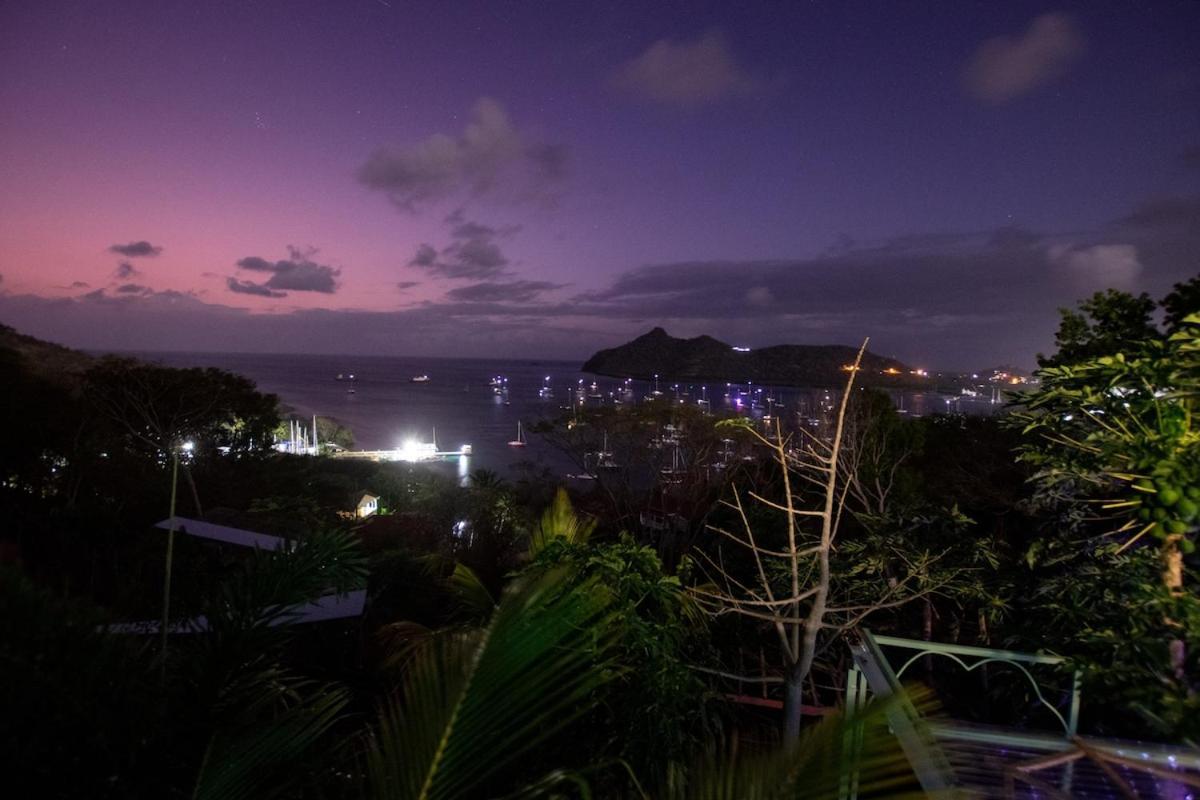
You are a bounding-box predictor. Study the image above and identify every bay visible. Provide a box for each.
[129,351,998,478]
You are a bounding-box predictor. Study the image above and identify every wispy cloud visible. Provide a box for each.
[407,215,518,280]
[610,30,760,108]
[114,261,141,279]
[963,13,1085,103]
[357,98,566,212]
[227,277,286,298]
[108,240,163,258]
[446,279,561,303]
[6,195,1196,369]
[229,246,341,296]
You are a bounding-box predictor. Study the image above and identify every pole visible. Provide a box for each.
[159,446,179,680]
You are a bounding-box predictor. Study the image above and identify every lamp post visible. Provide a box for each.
[159,439,193,679]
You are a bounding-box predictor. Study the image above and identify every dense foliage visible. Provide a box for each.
[1015,278,1200,740]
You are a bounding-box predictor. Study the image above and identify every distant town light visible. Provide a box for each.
[731,346,751,352]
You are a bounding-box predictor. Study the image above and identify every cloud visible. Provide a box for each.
[70,281,89,288]
[1048,243,1141,289]
[1182,145,1200,170]
[230,246,341,295]
[610,30,759,108]
[963,13,1085,103]
[1115,195,1200,230]
[114,261,141,279]
[115,283,150,295]
[227,277,286,298]
[745,286,773,307]
[396,281,420,290]
[407,217,516,280]
[357,98,567,211]
[445,280,561,303]
[409,244,438,268]
[109,240,163,258]
[5,196,1196,371]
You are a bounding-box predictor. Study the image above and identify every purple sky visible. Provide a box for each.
[1,0,1197,369]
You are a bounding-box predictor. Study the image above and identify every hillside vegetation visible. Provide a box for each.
[583,327,920,387]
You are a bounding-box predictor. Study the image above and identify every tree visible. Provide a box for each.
[1163,273,1200,333]
[365,570,623,799]
[838,389,924,517]
[1016,311,1200,735]
[315,415,355,450]
[692,341,956,741]
[1037,288,1157,367]
[85,358,280,513]
[529,530,719,788]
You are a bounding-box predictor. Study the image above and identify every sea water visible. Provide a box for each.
[129,351,996,477]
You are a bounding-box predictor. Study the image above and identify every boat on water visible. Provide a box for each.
[660,445,684,484]
[411,374,430,383]
[508,421,527,447]
[336,373,357,381]
[595,432,619,470]
[347,387,356,394]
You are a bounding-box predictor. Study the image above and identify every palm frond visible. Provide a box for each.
[529,488,597,556]
[208,529,368,633]
[446,561,498,620]
[365,569,620,800]
[670,690,935,800]
[193,682,350,800]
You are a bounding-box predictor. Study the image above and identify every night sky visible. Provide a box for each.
[1,0,1197,369]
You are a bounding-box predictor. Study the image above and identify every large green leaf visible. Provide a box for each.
[366,569,620,800]
[193,679,351,800]
[528,488,597,557]
[668,691,932,800]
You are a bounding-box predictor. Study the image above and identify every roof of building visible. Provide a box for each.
[154,516,289,550]
[107,589,367,634]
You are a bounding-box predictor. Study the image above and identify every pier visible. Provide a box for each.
[330,442,473,463]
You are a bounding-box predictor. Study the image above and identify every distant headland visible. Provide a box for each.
[582,327,927,388]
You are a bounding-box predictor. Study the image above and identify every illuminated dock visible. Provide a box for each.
[331,442,473,463]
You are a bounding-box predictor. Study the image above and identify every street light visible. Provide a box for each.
[159,439,193,678]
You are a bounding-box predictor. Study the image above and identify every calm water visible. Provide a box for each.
[131,351,996,477]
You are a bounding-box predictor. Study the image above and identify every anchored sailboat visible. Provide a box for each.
[595,431,619,469]
[508,420,527,447]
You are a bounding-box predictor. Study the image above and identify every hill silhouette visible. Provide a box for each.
[582,327,921,387]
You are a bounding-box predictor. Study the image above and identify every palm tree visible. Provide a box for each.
[365,569,621,799]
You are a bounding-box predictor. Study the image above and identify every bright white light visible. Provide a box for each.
[394,438,438,462]
[182,441,195,452]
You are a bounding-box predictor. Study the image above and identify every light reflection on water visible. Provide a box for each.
[130,351,998,477]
